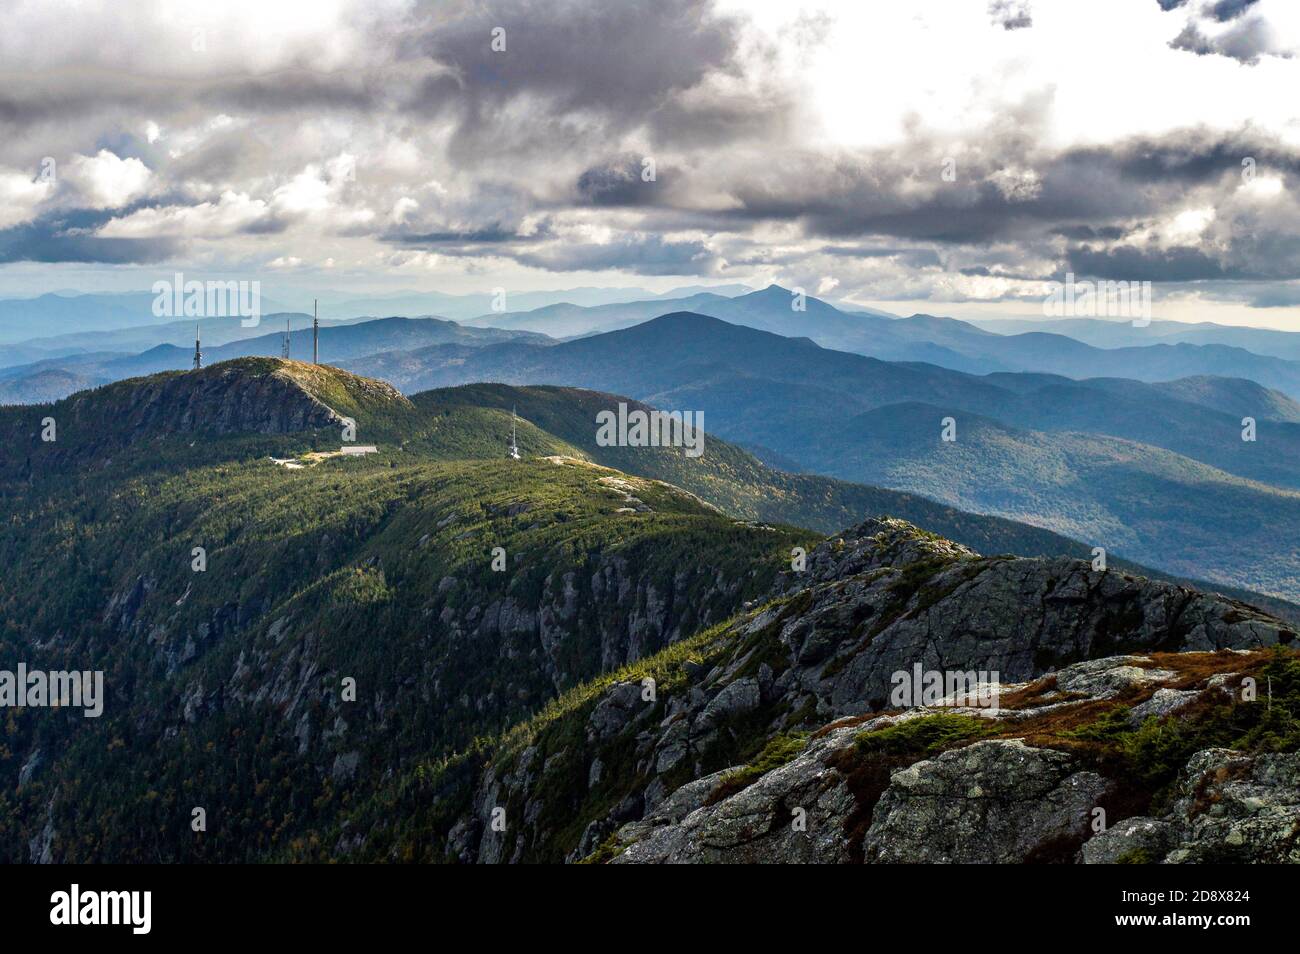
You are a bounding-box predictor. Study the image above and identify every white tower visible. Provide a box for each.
[508,406,521,460]
[193,322,202,370]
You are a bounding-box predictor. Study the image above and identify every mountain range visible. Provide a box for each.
[14,284,1300,405]
[4,357,1296,863]
[464,284,1300,397]
[0,317,546,403]
[0,283,753,354]
[0,291,305,345]
[972,315,1300,360]
[343,312,1300,601]
[8,286,1300,602]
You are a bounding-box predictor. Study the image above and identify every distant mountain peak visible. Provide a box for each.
[644,309,723,324]
[612,310,823,350]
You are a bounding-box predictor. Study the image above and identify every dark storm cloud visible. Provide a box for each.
[635,128,1300,286]
[0,209,180,264]
[399,0,785,158]
[1068,237,1300,283]
[716,149,1097,243]
[1093,132,1300,182]
[767,132,1282,224]
[1067,245,1235,282]
[576,156,666,207]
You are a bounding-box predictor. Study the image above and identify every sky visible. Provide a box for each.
[1,0,1299,326]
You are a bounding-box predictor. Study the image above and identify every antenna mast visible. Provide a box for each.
[313,299,319,365]
[508,406,521,460]
[193,322,202,370]
[282,315,291,359]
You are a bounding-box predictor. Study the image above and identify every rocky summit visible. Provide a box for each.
[409,519,1299,864]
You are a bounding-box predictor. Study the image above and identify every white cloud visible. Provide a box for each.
[0,169,54,228]
[390,197,419,224]
[65,150,152,209]
[272,168,333,215]
[98,191,270,238]
[267,154,374,229]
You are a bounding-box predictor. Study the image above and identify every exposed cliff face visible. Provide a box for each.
[207,540,769,757]
[761,519,1289,716]
[419,519,1296,864]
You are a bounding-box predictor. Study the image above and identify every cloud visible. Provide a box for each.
[400,0,784,160]
[576,156,664,207]
[1164,0,1295,64]
[64,150,152,210]
[1241,284,1300,306]
[0,169,54,229]
[988,1,1033,31]
[97,191,274,239]
[0,212,179,264]
[0,0,1295,321]
[1209,0,1260,23]
[387,225,534,245]
[513,233,720,276]
[1067,245,1236,282]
